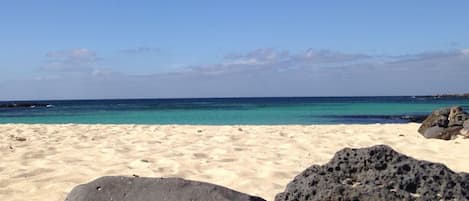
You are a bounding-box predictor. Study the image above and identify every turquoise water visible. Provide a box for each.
[1,97,468,124]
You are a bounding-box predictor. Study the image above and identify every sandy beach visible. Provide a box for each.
[1,123,469,201]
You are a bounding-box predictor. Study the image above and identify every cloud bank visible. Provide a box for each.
[1,48,468,100]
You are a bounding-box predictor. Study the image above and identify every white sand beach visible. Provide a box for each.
[1,123,469,201]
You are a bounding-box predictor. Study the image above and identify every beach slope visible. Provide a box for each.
[1,124,468,201]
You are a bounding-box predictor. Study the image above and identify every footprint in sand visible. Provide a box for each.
[218,158,237,162]
[233,147,244,151]
[193,153,209,158]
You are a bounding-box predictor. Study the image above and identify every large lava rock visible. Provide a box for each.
[65,176,265,201]
[418,106,469,140]
[275,145,469,201]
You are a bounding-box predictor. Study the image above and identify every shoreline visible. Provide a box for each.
[2,123,469,201]
[0,122,420,126]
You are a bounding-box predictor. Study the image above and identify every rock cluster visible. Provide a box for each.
[0,103,49,108]
[64,145,469,201]
[65,176,265,201]
[275,145,469,201]
[418,106,469,140]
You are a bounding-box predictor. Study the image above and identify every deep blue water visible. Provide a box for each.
[0,96,468,124]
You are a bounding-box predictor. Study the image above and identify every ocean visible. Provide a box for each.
[0,96,468,124]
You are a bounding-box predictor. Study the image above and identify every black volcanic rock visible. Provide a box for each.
[65,176,265,201]
[275,145,469,201]
[418,106,469,140]
[418,107,451,134]
[0,102,49,108]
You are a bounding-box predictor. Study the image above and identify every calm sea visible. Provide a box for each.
[0,97,468,124]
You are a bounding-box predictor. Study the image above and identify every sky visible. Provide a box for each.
[1,1,468,100]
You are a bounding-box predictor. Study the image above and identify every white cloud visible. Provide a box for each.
[41,48,99,72]
[461,49,469,56]
[46,48,97,62]
[224,48,290,65]
[187,48,374,75]
[299,49,371,63]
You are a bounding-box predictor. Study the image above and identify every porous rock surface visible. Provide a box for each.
[65,176,266,201]
[418,106,468,140]
[275,145,469,201]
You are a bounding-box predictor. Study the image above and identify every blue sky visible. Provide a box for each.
[1,1,468,100]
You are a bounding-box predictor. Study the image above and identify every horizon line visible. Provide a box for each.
[1,94,467,102]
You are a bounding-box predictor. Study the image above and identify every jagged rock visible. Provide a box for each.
[418,106,468,140]
[449,106,464,119]
[275,145,469,201]
[65,176,265,201]
[450,113,469,127]
[448,106,468,127]
[418,107,450,134]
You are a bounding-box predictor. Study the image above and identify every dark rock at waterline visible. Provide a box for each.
[418,107,451,134]
[65,176,266,201]
[275,145,469,201]
[0,102,50,108]
[418,106,469,140]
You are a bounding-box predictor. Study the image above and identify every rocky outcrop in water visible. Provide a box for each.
[64,176,266,201]
[275,145,469,201]
[418,106,469,140]
[430,93,469,98]
[0,103,50,108]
